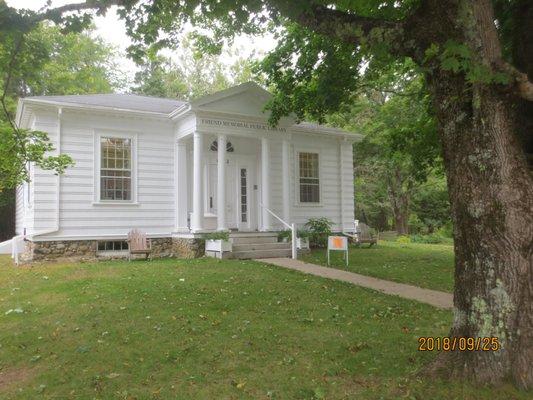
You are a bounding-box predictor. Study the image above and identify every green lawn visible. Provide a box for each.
[301,241,455,292]
[0,255,525,399]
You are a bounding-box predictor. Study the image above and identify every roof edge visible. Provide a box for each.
[20,98,174,119]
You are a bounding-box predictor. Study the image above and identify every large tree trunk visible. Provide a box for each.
[429,70,533,389]
[393,213,408,235]
[290,0,532,386]
[387,167,411,235]
[422,0,533,389]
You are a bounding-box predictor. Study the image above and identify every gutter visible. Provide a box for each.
[169,103,192,120]
[21,98,171,120]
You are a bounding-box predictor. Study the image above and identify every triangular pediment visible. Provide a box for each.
[191,82,273,118]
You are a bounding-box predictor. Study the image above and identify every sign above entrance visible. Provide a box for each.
[200,118,287,133]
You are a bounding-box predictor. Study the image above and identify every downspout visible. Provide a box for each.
[339,139,346,232]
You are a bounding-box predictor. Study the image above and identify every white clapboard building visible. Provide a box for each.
[9,82,360,261]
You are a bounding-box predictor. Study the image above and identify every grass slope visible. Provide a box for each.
[0,256,526,399]
[301,241,455,292]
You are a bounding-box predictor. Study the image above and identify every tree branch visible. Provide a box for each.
[1,35,25,135]
[36,0,128,23]
[289,4,404,49]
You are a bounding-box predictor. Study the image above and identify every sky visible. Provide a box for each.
[7,0,277,89]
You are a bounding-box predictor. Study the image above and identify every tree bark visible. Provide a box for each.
[387,167,411,235]
[418,0,533,389]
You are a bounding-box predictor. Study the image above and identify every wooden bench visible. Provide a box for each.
[127,229,152,261]
[343,222,378,247]
[355,223,378,247]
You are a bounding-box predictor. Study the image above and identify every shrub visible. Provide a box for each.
[436,221,454,238]
[297,229,310,239]
[305,217,333,248]
[203,231,230,241]
[407,214,425,234]
[410,233,452,244]
[396,235,411,244]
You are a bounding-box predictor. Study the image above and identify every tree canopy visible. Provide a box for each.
[131,38,259,100]
[1,0,532,389]
[0,21,124,190]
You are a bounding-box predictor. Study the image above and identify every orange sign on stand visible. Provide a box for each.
[327,236,348,266]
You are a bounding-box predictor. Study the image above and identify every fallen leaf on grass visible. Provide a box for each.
[5,308,24,315]
[232,380,246,389]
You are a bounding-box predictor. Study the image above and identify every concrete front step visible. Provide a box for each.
[230,235,278,245]
[232,242,290,252]
[205,231,291,259]
[230,248,292,259]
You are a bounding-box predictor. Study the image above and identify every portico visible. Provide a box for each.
[170,81,358,240]
[176,130,291,233]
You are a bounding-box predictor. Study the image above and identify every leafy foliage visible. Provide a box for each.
[132,38,260,100]
[305,217,333,248]
[203,231,230,241]
[260,23,363,123]
[0,124,74,191]
[277,229,291,241]
[0,23,123,190]
[328,61,449,234]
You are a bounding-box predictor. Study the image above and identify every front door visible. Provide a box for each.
[236,157,256,231]
[206,156,256,231]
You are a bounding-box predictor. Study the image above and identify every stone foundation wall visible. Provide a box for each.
[24,240,98,262]
[172,238,205,258]
[150,238,174,258]
[22,237,205,262]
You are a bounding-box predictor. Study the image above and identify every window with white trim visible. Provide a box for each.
[298,152,320,203]
[97,240,129,252]
[100,137,132,201]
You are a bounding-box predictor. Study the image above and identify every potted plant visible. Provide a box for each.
[277,230,292,243]
[204,231,232,253]
[296,229,310,250]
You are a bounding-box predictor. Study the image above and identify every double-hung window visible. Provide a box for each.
[298,152,320,203]
[100,137,132,201]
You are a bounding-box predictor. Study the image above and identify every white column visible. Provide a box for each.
[281,139,291,222]
[261,137,271,231]
[175,140,188,232]
[191,132,204,232]
[216,134,227,231]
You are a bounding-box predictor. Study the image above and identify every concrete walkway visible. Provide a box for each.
[256,258,453,309]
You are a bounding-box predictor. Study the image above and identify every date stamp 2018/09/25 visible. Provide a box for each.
[418,337,500,352]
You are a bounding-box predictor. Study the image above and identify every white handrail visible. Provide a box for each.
[260,203,297,259]
[260,203,291,230]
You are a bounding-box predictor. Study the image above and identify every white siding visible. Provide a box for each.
[36,110,175,239]
[289,134,354,232]
[24,104,355,240]
[30,110,59,235]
